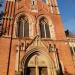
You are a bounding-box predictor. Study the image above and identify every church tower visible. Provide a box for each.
[0,0,75,75]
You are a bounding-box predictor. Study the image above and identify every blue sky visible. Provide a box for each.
[57,0,75,33]
[0,0,75,33]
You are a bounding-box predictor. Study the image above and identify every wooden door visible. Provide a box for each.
[39,67,48,75]
[25,67,36,75]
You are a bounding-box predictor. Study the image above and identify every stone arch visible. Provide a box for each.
[36,14,56,39]
[15,13,30,23]
[21,48,57,75]
[36,14,53,27]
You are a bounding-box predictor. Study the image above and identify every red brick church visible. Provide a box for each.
[0,0,75,75]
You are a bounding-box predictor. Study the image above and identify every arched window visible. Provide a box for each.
[16,15,29,37]
[39,17,50,38]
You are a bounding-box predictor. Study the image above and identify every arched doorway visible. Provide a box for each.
[24,54,48,75]
[21,49,57,75]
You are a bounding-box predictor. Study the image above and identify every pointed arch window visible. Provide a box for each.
[39,17,50,38]
[16,15,29,37]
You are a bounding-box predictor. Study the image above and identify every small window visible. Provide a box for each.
[70,46,75,66]
[43,0,46,3]
[32,0,35,5]
[70,47,75,55]
[70,47,73,55]
[42,0,48,4]
[31,0,37,11]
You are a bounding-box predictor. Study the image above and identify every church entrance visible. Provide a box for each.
[23,54,49,75]
[21,50,57,75]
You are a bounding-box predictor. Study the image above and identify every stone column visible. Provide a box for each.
[35,56,39,75]
[15,45,19,72]
[36,65,39,75]
[48,67,51,75]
